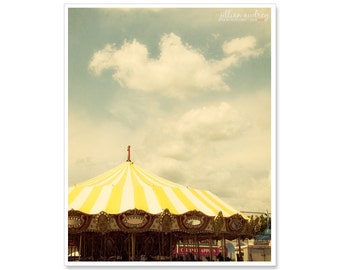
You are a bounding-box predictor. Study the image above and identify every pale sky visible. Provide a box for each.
[68,7,273,213]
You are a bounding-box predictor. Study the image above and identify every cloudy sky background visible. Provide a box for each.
[68,7,273,213]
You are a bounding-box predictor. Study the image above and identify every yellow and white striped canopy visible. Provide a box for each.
[68,161,241,217]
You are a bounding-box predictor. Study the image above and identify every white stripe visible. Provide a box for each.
[144,186,163,214]
[88,185,113,214]
[100,166,127,187]
[180,188,216,216]
[77,163,125,187]
[136,165,183,188]
[134,174,163,214]
[162,186,188,213]
[194,189,230,216]
[68,187,93,211]
[134,167,189,214]
[119,165,135,212]
[204,190,239,216]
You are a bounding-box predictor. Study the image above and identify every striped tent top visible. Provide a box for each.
[68,161,242,217]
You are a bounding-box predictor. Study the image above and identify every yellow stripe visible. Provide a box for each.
[152,185,178,214]
[78,186,103,213]
[200,190,234,216]
[78,163,126,187]
[135,166,218,215]
[132,168,158,187]
[130,167,149,212]
[172,188,197,212]
[95,166,127,188]
[68,163,126,209]
[68,186,83,205]
[134,166,182,214]
[105,168,128,214]
[135,165,177,188]
[189,188,220,215]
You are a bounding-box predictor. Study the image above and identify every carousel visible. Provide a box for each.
[68,146,261,262]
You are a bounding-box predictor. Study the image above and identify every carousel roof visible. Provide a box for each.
[68,149,243,218]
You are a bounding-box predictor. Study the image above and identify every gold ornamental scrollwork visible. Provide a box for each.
[179,210,209,233]
[213,211,224,235]
[159,208,173,233]
[95,211,110,234]
[68,215,85,229]
[117,209,153,232]
[68,210,91,233]
[226,213,246,233]
[246,215,261,236]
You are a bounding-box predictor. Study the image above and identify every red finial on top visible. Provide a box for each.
[126,145,131,162]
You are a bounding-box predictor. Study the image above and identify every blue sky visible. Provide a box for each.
[68,7,274,213]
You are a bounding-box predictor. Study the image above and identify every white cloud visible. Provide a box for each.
[174,102,250,142]
[223,35,264,58]
[88,44,117,76]
[88,33,263,99]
